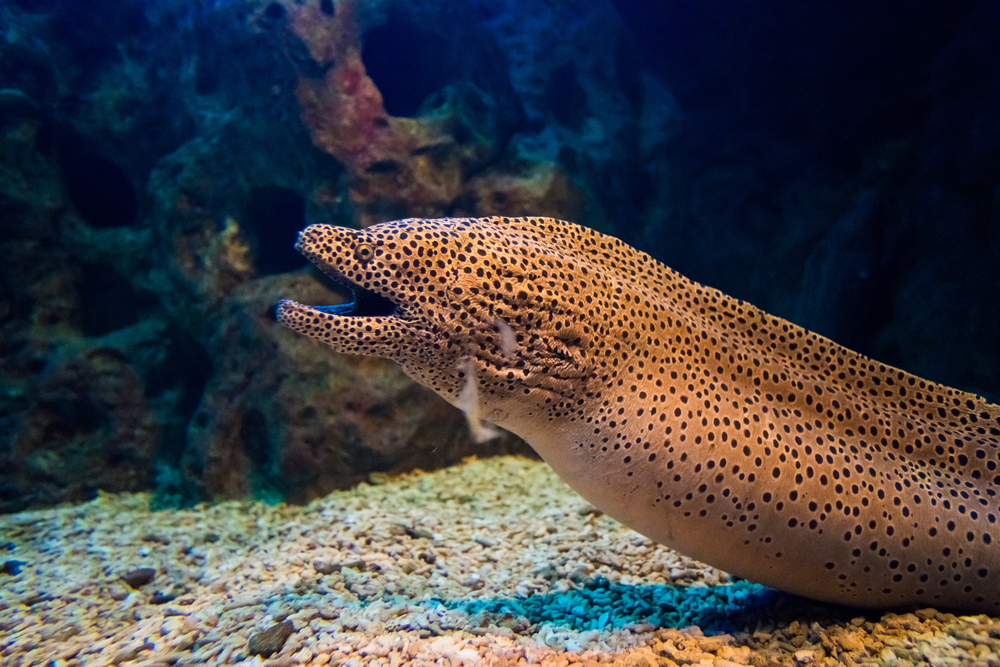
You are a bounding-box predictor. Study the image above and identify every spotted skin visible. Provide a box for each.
[277,216,1000,612]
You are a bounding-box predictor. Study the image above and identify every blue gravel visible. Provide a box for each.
[446,578,790,634]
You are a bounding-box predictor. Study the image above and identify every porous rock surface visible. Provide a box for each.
[0,0,676,509]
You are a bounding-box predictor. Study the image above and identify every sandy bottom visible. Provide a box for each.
[2,456,999,666]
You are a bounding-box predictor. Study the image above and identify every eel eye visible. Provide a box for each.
[354,243,375,264]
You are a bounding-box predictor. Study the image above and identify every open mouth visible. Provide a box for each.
[288,225,399,318]
[316,278,397,317]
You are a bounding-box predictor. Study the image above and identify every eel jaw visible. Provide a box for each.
[275,293,406,357]
[275,270,404,354]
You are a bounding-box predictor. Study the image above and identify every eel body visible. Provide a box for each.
[277,216,1000,612]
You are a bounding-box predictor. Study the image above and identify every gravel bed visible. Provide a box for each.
[2,456,999,666]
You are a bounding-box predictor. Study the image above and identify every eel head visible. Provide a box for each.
[277,217,597,428]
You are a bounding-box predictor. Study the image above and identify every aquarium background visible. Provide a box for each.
[0,0,997,512]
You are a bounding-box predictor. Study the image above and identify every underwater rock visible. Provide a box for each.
[6,336,162,511]
[288,0,677,233]
[179,271,528,502]
[460,156,587,223]
[0,103,171,510]
[122,567,155,588]
[248,620,294,658]
[0,560,24,575]
[0,0,674,509]
[288,0,524,227]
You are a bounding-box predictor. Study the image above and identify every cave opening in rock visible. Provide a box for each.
[362,10,455,118]
[58,130,138,228]
[245,185,308,275]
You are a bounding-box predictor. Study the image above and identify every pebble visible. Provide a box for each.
[122,567,155,588]
[248,620,295,658]
[0,559,24,575]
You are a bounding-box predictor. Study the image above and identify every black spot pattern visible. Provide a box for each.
[277,216,1000,612]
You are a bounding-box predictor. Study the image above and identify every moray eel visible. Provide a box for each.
[277,216,1000,612]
